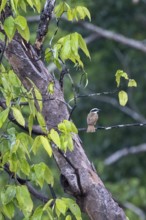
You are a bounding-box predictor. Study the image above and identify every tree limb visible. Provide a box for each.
[104,143,146,165]
[79,21,146,53]
[35,0,56,53]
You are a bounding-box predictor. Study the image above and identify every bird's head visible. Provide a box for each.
[90,108,101,113]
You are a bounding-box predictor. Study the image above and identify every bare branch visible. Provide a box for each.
[78,123,146,132]
[124,202,146,220]
[35,0,56,53]
[79,21,146,53]
[104,143,146,165]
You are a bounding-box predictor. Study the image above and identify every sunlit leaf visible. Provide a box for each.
[0,108,9,128]
[78,33,90,58]
[0,0,7,12]
[36,112,46,133]
[31,136,41,154]
[17,25,30,42]
[28,113,33,136]
[2,202,15,219]
[48,81,54,95]
[11,107,25,127]
[30,206,43,220]
[40,135,52,157]
[115,70,128,87]
[56,199,67,216]
[1,186,16,205]
[49,129,61,148]
[66,215,72,220]
[20,158,30,176]
[16,185,33,217]
[118,90,128,106]
[15,15,27,30]
[128,79,137,87]
[4,16,16,40]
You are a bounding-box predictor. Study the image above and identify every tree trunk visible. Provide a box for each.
[0,36,126,220]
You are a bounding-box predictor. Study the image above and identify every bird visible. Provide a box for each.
[87,108,100,133]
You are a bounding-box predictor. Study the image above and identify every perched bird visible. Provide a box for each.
[87,108,100,133]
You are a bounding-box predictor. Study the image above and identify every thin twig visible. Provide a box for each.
[78,123,146,131]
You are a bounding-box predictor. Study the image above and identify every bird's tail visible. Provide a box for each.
[87,125,96,133]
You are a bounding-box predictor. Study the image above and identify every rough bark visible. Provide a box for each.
[0,36,126,220]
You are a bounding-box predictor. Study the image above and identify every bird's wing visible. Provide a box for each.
[87,113,98,125]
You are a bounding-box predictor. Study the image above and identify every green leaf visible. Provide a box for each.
[32,162,53,188]
[67,134,74,151]
[31,136,41,154]
[16,185,33,217]
[10,0,19,12]
[48,82,54,95]
[17,25,30,42]
[70,121,78,134]
[0,108,9,128]
[49,129,61,148]
[36,112,46,132]
[76,6,91,21]
[40,136,52,157]
[59,35,71,61]
[0,213,4,220]
[58,122,67,133]
[2,202,15,219]
[128,79,137,87]
[9,153,18,172]
[60,134,68,152]
[0,32,5,41]
[118,90,128,106]
[4,16,16,40]
[10,139,20,154]
[28,113,33,136]
[20,158,30,176]
[78,33,90,58]
[69,203,81,220]
[43,199,54,211]
[115,70,128,87]
[15,15,27,30]
[62,198,81,219]
[26,0,33,8]
[55,2,70,18]
[66,215,72,220]
[44,166,54,186]
[0,0,7,12]
[55,199,67,216]
[33,163,46,188]
[30,206,43,220]
[1,186,16,205]
[11,107,25,127]
[19,0,26,12]
[33,0,41,13]
[34,87,43,111]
